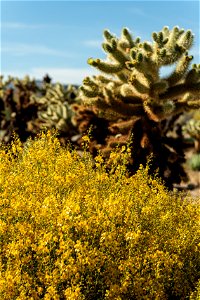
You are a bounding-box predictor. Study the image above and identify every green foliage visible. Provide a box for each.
[188,153,200,171]
[0,132,199,299]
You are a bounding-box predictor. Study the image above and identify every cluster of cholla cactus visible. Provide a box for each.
[31,83,79,141]
[0,75,40,143]
[80,26,200,188]
[0,75,81,145]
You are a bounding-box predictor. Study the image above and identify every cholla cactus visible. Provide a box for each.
[33,83,79,135]
[80,26,200,188]
[0,75,39,143]
[81,26,199,120]
[183,119,200,152]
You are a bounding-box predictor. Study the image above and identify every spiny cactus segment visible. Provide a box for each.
[183,119,200,140]
[32,83,79,132]
[80,26,200,122]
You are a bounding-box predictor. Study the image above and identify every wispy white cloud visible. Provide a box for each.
[1,22,91,31]
[83,40,102,48]
[1,43,74,58]
[1,22,50,29]
[128,7,148,17]
[2,68,99,85]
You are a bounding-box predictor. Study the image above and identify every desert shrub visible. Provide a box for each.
[188,153,200,171]
[0,132,199,299]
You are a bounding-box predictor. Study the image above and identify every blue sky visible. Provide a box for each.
[1,1,199,84]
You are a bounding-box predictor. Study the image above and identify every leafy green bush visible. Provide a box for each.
[0,132,199,299]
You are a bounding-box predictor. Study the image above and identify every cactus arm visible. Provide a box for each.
[128,75,150,95]
[164,54,193,86]
[106,101,144,117]
[151,80,169,94]
[120,83,143,100]
[79,86,99,98]
[188,82,200,95]
[177,29,194,49]
[103,29,116,42]
[102,40,128,65]
[88,58,123,74]
[87,96,144,118]
[116,72,129,82]
[120,27,136,48]
[144,99,175,121]
[159,83,187,100]
[185,66,200,84]
[159,82,200,101]
[166,26,182,50]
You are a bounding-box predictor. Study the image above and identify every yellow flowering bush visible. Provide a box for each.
[0,132,199,299]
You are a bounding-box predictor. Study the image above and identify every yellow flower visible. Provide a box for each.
[82,135,90,143]
[0,132,199,299]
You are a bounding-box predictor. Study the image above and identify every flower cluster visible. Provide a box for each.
[0,132,199,299]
